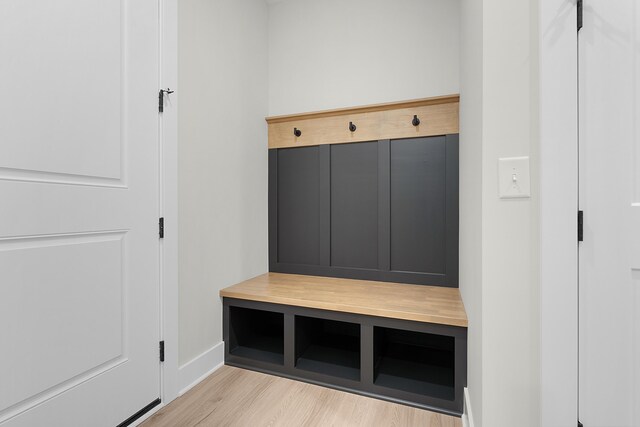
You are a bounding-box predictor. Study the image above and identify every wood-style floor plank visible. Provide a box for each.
[142,366,461,427]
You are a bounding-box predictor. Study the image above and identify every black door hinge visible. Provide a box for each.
[158,88,174,113]
[159,217,164,239]
[159,341,165,362]
[577,0,583,31]
[578,210,584,242]
[578,421,583,427]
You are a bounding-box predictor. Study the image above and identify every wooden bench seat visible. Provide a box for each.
[220,272,467,327]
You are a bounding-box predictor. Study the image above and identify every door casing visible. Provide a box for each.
[159,0,180,409]
[539,0,579,425]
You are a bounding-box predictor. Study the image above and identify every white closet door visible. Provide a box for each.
[579,0,640,425]
[0,1,161,426]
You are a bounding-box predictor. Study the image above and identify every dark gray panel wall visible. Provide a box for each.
[390,137,446,274]
[331,142,378,269]
[445,135,460,285]
[277,147,320,265]
[269,135,459,287]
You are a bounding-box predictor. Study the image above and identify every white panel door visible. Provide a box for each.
[0,1,161,426]
[579,1,640,425]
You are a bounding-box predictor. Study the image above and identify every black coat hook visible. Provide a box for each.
[294,127,302,137]
[349,122,357,132]
[412,115,421,126]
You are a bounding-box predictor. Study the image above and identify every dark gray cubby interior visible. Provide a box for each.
[374,327,455,401]
[295,316,361,381]
[223,298,466,416]
[228,306,284,365]
[269,135,459,287]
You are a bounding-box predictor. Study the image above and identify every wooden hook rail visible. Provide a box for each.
[265,94,459,149]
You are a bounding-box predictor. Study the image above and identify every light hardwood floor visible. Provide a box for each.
[142,367,461,427]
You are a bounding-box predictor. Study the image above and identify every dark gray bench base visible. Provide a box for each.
[223,297,467,417]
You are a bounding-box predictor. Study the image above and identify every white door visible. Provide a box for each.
[579,1,640,425]
[0,1,161,426]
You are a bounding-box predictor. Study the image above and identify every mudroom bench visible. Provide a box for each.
[220,273,467,416]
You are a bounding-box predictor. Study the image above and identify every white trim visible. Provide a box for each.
[160,0,180,405]
[128,346,223,426]
[461,388,475,427]
[129,343,224,426]
[178,342,225,396]
[539,0,579,425]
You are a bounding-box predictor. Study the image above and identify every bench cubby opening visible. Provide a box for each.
[228,306,284,365]
[373,327,455,401]
[295,316,360,381]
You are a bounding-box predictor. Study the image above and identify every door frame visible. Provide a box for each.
[159,0,180,408]
[103,2,180,423]
[539,0,579,425]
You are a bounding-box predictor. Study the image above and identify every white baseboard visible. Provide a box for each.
[178,341,225,396]
[462,387,475,427]
[128,342,224,426]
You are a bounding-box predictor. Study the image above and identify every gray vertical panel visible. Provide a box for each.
[269,150,278,270]
[390,137,447,274]
[330,142,378,269]
[455,330,467,412]
[445,135,459,286]
[223,300,231,359]
[284,313,295,369]
[319,146,331,267]
[378,140,391,271]
[277,146,320,265]
[360,322,374,386]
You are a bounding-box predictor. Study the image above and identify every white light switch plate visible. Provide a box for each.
[499,156,530,198]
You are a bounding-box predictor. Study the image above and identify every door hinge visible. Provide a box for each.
[158,88,174,113]
[577,0,583,31]
[159,341,165,362]
[578,210,584,242]
[159,217,164,239]
[578,421,583,427]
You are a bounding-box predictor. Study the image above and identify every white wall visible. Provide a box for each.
[459,0,483,422]
[178,0,269,366]
[460,0,540,425]
[267,0,460,116]
[481,0,539,425]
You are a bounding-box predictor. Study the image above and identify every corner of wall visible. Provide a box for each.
[178,0,269,367]
[459,0,484,424]
[178,341,225,396]
[462,387,476,427]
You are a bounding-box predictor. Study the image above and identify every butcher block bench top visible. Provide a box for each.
[219,273,467,328]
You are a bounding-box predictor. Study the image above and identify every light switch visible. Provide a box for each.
[499,156,530,198]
